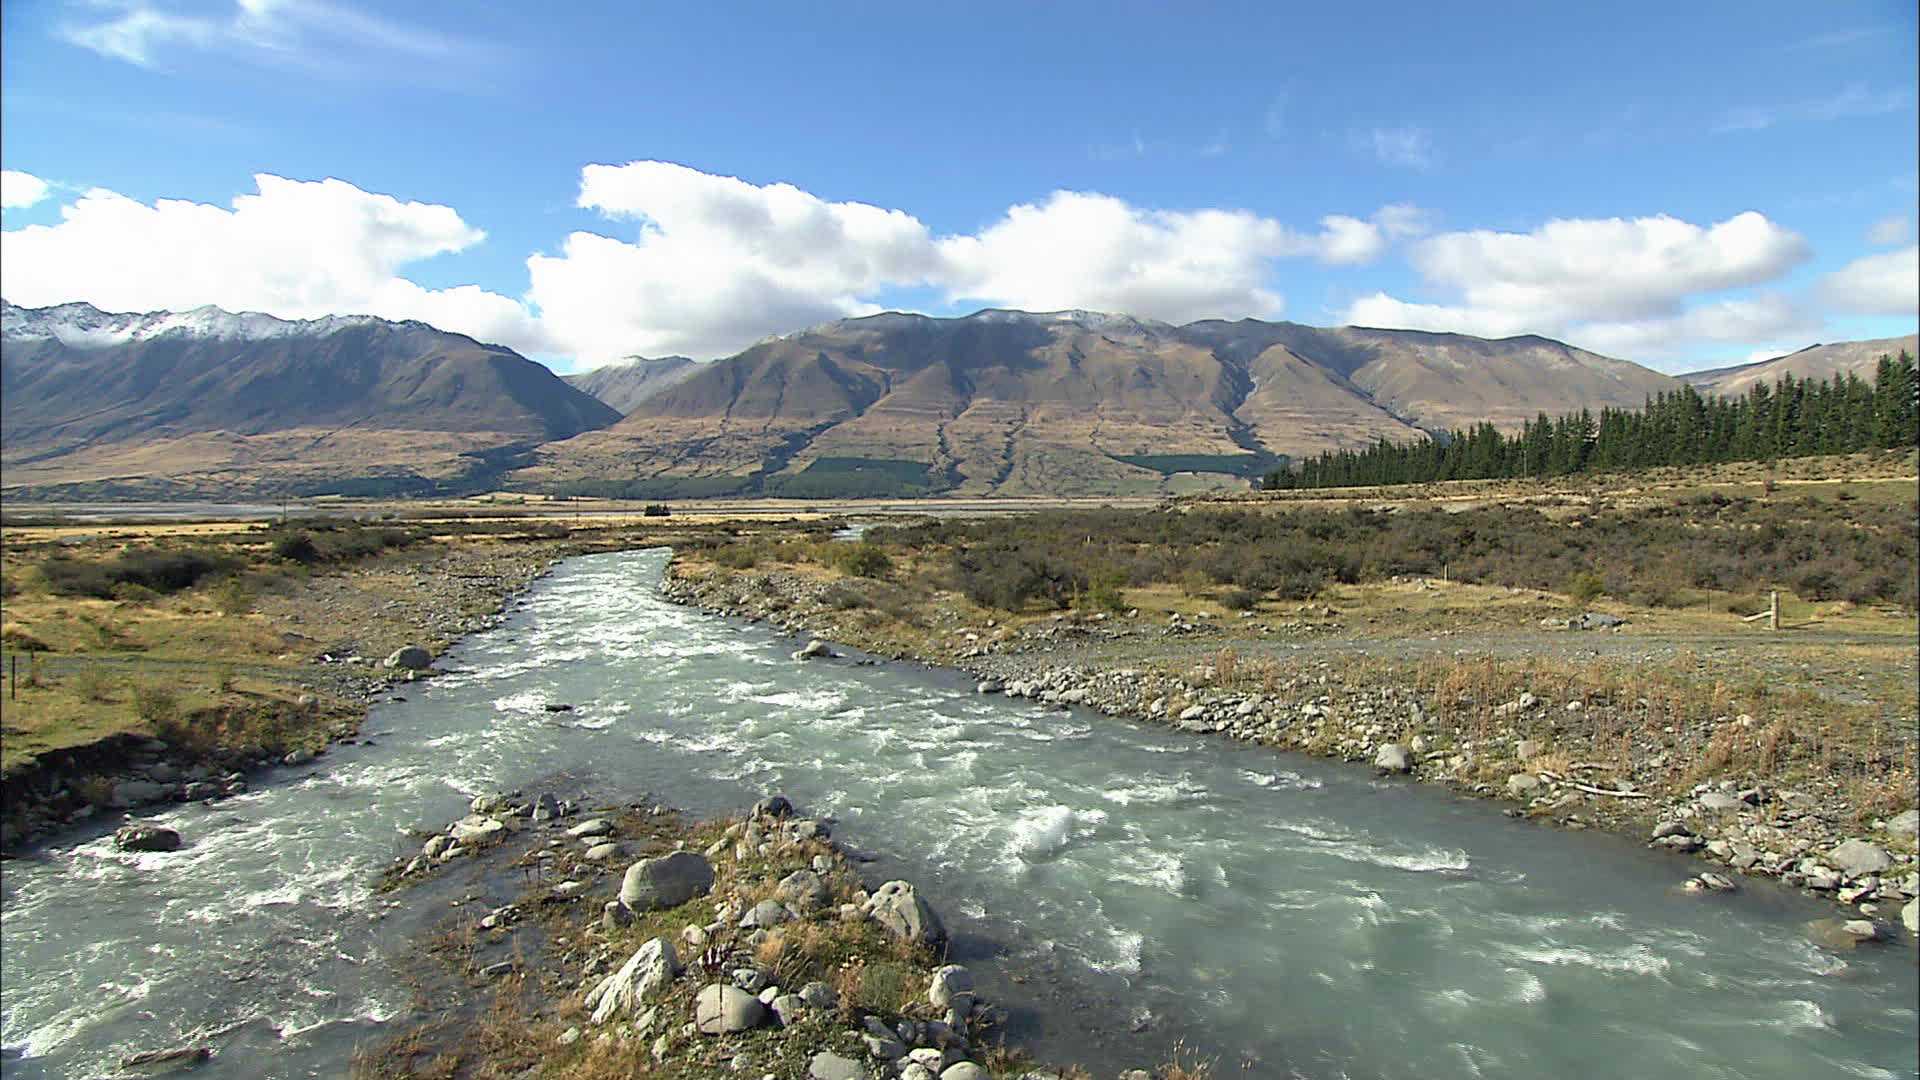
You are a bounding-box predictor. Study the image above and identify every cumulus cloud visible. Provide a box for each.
[932,193,1408,323]
[1819,246,1919,315]
[1,170,51,209]
[1342,211,1815,360]
[1,173,544,349]
[525,162,941,361]
[0,162,1428,364]
[527,162,1426,360]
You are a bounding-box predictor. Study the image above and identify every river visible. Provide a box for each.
[3,549,1915,1078]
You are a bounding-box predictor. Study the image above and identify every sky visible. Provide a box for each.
[1,1,1915,374]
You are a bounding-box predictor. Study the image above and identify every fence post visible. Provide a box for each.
[1769,590,1779,631]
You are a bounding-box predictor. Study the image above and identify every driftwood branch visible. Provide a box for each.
[1569,781,1651,798]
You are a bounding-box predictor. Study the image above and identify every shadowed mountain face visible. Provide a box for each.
[563,355,699,414]
[526,309,1682,497]
[1683,335,1920,397]
[1,301,619,497]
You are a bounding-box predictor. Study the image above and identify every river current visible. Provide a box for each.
[3,549,1915,1078]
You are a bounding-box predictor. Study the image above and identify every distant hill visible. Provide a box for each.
[1,300,619,498]
[1684,335,1919,397]
[563,355,699,413]
[522,308,1679,498]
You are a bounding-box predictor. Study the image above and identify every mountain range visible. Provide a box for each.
[520,309,1681,497]
[1,301,616,498]
[1,300,1908,499]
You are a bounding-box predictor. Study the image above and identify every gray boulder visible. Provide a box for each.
[1506,773,1542,797]
[620,851,715,911]
[1885,809,1919,838]
[941,1065,990,1080]
[778,869,830,912]
[1829,839,1893,878]
[113,823,181,852]
[583,937,680,1023]
[753,794,794,818]
[567,817,614,838]
[450,816,505,844]
[769,992,805,1027]
[694,983,766,1034]
[384,645,431,670]
[1902,898,1917,934]
[793,639,835,661]
[1696,791,1745,813]
[799,980,838,1010]
[810,1053,865,1080]
[739,899,791,929]
[928,964,973,1009]
[865,880,947,947]
[1373,743,1412,774]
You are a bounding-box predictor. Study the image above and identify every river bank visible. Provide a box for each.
[1,534,608,852]
[659,558,1920,939]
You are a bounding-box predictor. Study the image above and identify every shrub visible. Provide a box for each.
[1273,570,1326,601]
[72,666,117,702]
[1565,571,1605,604]
[1220,588,1259,611]
[822,583,871,610]
[40,548,236,598]
[110,581,161,605]
[641,503,671,517]
[272,531,320,564]
[213,577,255,616]
[831,543,892,579]
[712,544,760,570]
[132,683,180,725]
[1082,570,1128,613]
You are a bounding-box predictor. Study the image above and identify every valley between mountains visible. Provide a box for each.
[3,299,1911,500]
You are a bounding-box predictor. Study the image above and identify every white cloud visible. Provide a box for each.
[1354,127,1434,169]
[526,162,941,362]
[528,163,1425,360]
[1342,211,1814,361]
[1,170,51,209]
[0,161,1425,365]
[933,193,1419,323]
[1,173,544,350]
[60,0,487,73]
[1819,246,1920,315]
[1867,214,1913,246]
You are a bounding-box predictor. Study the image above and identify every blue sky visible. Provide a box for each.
[2,1,1915,373]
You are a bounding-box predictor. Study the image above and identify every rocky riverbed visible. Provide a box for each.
[366,788,1165,1079]
[661,563,1920,940]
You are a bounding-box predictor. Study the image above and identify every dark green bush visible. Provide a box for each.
[830,543,892,579]
[40,548,236,598]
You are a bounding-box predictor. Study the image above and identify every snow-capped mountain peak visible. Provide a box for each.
[1,299,391,347]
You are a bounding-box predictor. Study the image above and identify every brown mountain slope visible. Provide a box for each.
[562,355,699,413]
[2,301,618,497]
[1682,335,1919,397]
[522,309,1680,496]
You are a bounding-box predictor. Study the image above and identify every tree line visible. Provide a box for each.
[1264,352,1918,490]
